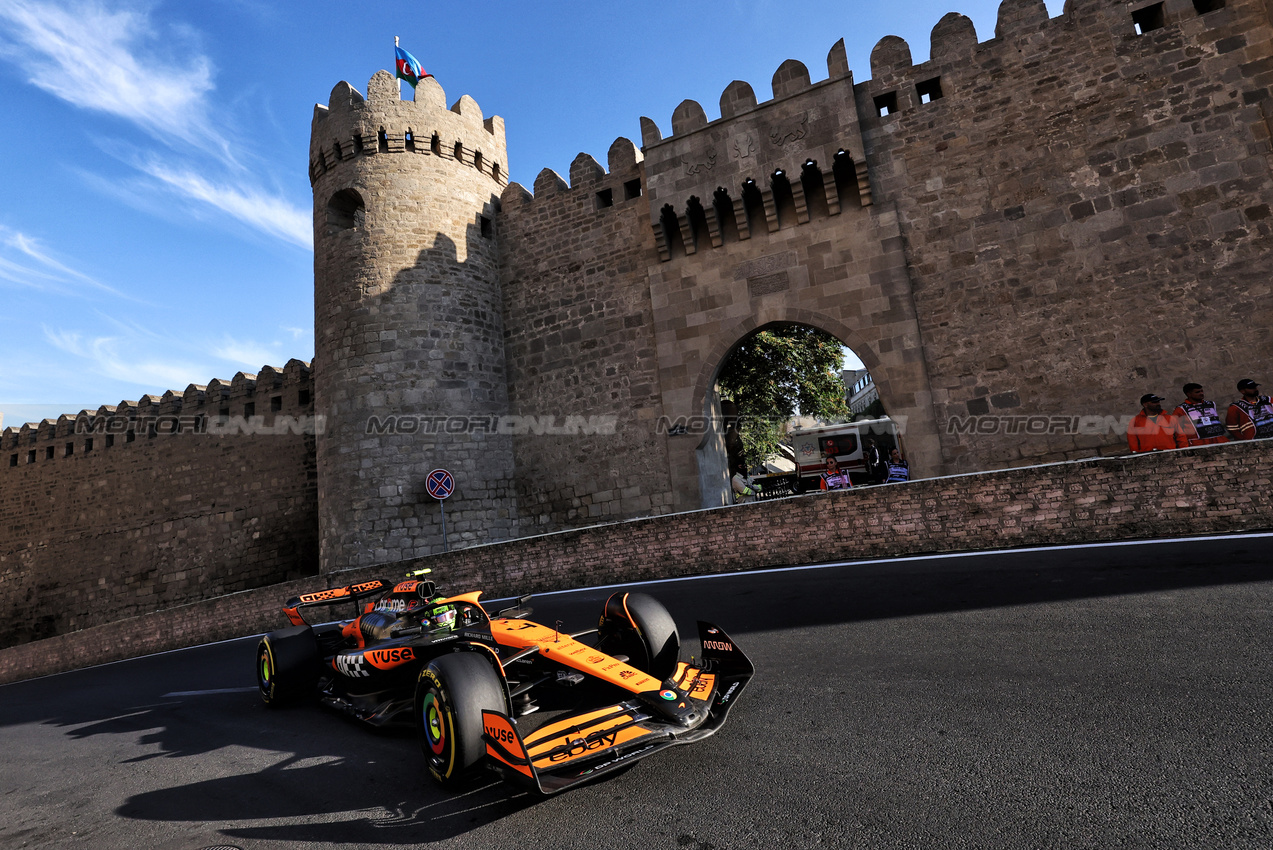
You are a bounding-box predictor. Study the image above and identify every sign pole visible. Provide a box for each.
[425,468,455,553]
[438,500,448,553]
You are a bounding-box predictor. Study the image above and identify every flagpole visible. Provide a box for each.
[394,35,401,98]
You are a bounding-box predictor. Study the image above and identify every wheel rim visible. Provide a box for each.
[421,685,456,778]
[257,643,274,699]
[423,692,447,755]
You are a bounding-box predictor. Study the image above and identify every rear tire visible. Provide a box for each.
[416,652,506,790]
[597,592,680,680]
[257,625,319,708]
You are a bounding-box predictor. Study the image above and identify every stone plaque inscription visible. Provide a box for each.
[734,251,797,281]
[747,271,790,298]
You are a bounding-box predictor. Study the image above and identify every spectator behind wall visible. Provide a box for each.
[731,461,758,503]
[884,448,909,483]
[1172,383,1228,447]
[821,456,851,491]
[1127,393,1188,453]
[862,437,887,485]
[1226,379,1273,440]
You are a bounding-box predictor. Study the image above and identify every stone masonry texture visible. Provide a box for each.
[0,361,318,650]
[861,0,1273,473]
[311,72,519,572]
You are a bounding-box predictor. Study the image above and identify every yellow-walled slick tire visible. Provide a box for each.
[257,625,319,708]
[416,652,505,789]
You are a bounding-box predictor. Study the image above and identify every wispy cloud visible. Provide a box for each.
[0,226,124,296]
[211,336,287,371]
[138,159,313,249]
[0,1,312,249]
[0,0,232,164]
[40,320,297,395]
[43,324,206,390]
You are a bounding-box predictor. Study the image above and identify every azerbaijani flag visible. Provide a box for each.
[395,44,429,88]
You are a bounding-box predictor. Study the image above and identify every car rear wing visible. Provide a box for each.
[282,579,392,626]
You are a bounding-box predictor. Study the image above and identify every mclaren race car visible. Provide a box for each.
[255,574,753,794]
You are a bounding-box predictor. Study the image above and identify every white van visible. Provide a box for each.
[787,417,902,490]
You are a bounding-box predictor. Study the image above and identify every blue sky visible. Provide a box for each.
[0,0,1062,429]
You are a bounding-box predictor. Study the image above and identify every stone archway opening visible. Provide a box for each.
[698,321,891,506]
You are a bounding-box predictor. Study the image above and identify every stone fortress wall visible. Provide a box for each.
[498,141,679,532]
[460,0,1272,526]
[0,361,319,649]
[631,0,1273,497]
[1,0,1272,652]
[862,0,1273,472]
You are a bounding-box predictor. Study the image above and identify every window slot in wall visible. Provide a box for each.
[917,77,943,105]
[1133,3,1166,34]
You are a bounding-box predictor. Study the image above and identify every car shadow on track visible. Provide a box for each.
[121,757,545,844]
[109,702,636,845]
[0,648,568,844]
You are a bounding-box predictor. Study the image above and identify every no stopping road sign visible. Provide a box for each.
[425,468,454,500]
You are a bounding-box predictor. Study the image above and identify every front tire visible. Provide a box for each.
[257,625,319,708]
[597,592,680,680]
[416,652,506,790]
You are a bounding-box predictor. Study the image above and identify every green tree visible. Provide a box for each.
[717,325,851,466]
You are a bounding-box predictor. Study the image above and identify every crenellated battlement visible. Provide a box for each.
[633,0,1262,262]
[637,39,852,148]
[853,1,1052,121]
[852,0,1250,121]
[499,136,645,214]
[637,37,872,262]
[635,0,1133,149]
[309,70,508,188]
[1,359,314,465]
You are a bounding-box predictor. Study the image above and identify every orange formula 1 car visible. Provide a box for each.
[256,576,753,794]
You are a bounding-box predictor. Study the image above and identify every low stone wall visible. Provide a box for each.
[3,439,1270,685]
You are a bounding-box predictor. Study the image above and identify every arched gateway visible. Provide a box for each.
[695,319,900,508]
[638,54,942,512]
[647,244,942,513]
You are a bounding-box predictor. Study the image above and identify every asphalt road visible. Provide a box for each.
[1,535,1270,850]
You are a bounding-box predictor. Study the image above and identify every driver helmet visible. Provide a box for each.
[425,600,457,631]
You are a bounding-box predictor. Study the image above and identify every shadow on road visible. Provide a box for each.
[0,534,1268,845]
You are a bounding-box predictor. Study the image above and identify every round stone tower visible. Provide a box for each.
[310,70,517,572]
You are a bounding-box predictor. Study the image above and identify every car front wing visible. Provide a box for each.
[480,621,753,794]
